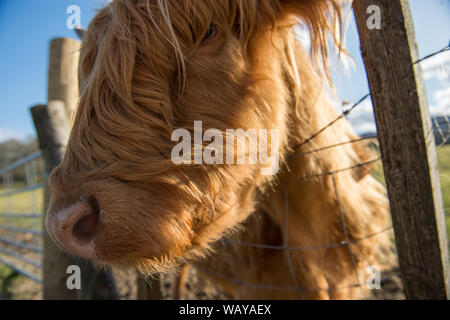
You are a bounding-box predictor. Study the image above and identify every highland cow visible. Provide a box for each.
[46,0,393,299]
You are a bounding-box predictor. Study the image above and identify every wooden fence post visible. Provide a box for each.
[31,102,77,300]
[48,38,81,120]
[43,36,164,300]
[31,102,120,300]
[29,37,120,299]
[353,0,449,299]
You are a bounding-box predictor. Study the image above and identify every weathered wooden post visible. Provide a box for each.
[31,101,76,300]
[31,102,119,300]
[48,38,81,120]
[353,0,448,299]
[30,38,119,299]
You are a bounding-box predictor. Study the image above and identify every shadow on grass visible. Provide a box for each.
[0,263,19,300]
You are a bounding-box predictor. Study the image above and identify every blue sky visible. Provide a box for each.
[0,0,449,141]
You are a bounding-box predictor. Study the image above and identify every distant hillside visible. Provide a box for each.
[0,138,38,169]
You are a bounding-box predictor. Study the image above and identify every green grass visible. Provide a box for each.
[0,187,44,214]
[372,144,450,239]
[437,145,450,234]
[0,257,19,299]
[0,263,13,278]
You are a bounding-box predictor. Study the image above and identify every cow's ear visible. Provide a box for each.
[74,27,87,41]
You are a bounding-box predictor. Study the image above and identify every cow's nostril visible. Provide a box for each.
[46,195,102,260]
[73,212,99,242]
[73,196,100,243]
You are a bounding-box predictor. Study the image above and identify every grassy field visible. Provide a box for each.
[372,144,450,235]
[0,188,44,214]
[437,145,450,232]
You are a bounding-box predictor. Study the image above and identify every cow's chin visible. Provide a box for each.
[89,210,197,272]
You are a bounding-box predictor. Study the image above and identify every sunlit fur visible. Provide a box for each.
[47,0,393,299]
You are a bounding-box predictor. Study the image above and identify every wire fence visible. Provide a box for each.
[191,43,450,297]
[0,151,44,283]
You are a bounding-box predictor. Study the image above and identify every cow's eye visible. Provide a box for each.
[202,23,217,43]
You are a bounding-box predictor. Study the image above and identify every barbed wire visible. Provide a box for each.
[222,225,393,251]
[300,158,382,180]
[413,42,450,65]
[292,42,450,158]
[294,135,378,159]
[191,42,449,297]
[294,94,371,150]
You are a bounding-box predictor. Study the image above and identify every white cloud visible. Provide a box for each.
[346,99,377,135]
[0,127,27,143]
[421,50,450,116]
[431,86,450,116]
[421,50,450,82]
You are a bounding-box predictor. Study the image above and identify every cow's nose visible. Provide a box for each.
[46,196,100,260]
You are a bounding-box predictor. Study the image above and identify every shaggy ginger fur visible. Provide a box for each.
[46,0,393,299]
